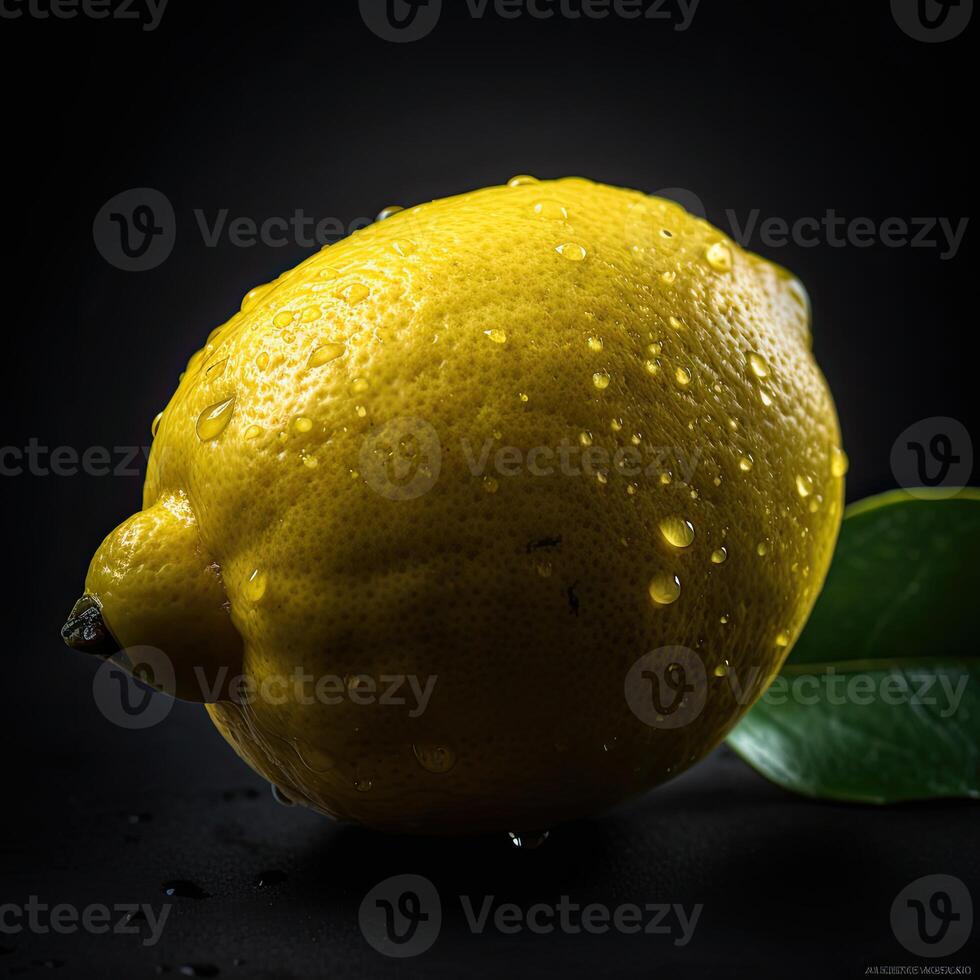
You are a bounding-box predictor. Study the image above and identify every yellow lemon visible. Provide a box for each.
[64,177,844,834]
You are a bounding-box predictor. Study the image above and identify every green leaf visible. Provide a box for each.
[726,488,980,803]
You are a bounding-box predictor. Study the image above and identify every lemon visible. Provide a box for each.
[64,177,844,834]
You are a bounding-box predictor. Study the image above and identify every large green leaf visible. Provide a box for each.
[727,488,980,803]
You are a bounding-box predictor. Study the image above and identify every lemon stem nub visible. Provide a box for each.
[61,594,121,659]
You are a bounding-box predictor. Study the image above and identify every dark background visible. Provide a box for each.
[1,1,976,977]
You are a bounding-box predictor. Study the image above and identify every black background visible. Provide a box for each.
[1,1,977,977]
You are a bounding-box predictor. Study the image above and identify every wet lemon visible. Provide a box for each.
[64,178,843,834]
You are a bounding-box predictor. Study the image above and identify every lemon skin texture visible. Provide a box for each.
[78,177,844,834]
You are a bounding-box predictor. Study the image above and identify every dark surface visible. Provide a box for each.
[2,1,977,977]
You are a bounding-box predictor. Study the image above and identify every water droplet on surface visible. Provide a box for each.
[301,306,322,323]
[668,315,685,331]
[300,451,319,469]
[535,559,553,577]
[587,336,603,352]
[738,453,754,472]
[206,357,228,378]
[756,540,769,557]
[484,328,508,344]
[533,200,568,221]
[243,424,263,440]
[294,416,313,433]
[196,396,236,441]
[644,359,660,376]
[659,516,695,548]
[674,365,692,386]
[775,631,790,647]
[713,660,730,677]
[413,744,457,773]
[507,174,538,187]
[392,239,417,257]
[593,370,611,390]
[354,777,374,793]
[660,270,677,284]
[748,352,770,379]
[308,342,346,367]
[376,205,403,221]
[508,830,549,850]
[579,430,594,447]
[273,311,295,329]
[610,417,623,432]
[705,241,733,272]
[648,571,682,605]
[483,475,499,494]
[760,390,773,407]
[711,547,728,565]
[556,242,587,262]
[351,377,370,394]
[795,474,813,498]
[339,283,370,305]
[162,880,210,900]
[254,869,287,888]
[245,568,267,603]
[831,446,849,477]
[256,351,270,371]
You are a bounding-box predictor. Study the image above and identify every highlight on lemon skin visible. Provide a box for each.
[62,175,845,835]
